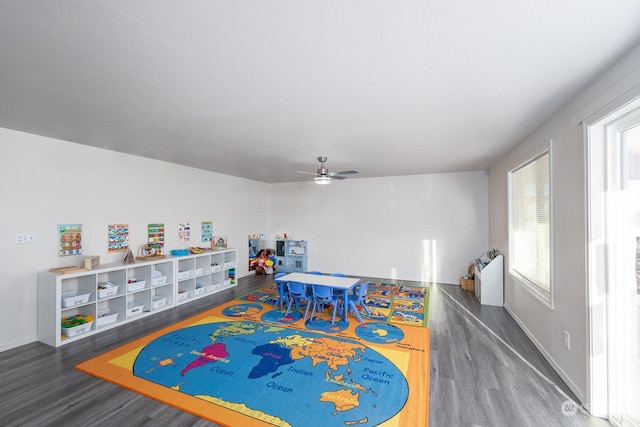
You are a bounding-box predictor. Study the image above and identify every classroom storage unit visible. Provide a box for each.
[474,251,503,306]
[38,248,237,347]
[176,249,237,304]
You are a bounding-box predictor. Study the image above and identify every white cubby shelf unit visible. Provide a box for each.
[175,249,237,305]
[37,248,237,347]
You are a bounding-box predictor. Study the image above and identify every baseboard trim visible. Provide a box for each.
[439,287,588,416]
[503,303,586,405]
[0,335,37,353]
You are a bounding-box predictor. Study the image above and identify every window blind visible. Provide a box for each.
[512,152,550,291]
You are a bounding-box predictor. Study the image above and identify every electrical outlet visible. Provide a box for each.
[563,331,571,350]
[15,233,36,244]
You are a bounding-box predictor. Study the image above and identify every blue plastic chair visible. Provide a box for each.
[304,271,323,294]
[309,284,339,324]
[273,272,288,310]
[329,272,348,298]
[344,281,371,324]
[284,281,311,319]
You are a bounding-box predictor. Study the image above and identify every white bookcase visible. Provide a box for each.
[37,248,237,347]
[474,253,503,306]
[175,249,237,304]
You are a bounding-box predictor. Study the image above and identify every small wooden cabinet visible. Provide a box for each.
[474,253,503,306]
[38,248,236,347]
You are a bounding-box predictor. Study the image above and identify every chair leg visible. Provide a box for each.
[349,301,364,324]
[303,299,311,320]
[284,296,294,316]
[331,300,338,324]
[310,301,318,321]
[362,303,372,316]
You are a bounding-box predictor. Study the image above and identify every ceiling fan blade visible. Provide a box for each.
[329,169,359,176]
[297,157,358,183]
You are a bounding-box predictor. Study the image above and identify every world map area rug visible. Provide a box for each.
[76,299,430,427]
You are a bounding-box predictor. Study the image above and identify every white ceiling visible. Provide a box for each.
[1,1,640,183]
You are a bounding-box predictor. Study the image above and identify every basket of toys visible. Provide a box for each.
[460,263,475,292]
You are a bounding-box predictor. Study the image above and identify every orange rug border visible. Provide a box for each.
[76,301,430,427]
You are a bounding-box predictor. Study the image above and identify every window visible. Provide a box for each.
[587,101,640,422]
[509,150,553,307]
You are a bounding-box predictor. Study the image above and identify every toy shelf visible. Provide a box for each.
[37,248,237,347]
[474,253,503,306]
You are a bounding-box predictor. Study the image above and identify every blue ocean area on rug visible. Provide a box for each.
[133,321,409,426]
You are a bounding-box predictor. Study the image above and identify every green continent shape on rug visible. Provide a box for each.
[133,321,409,426]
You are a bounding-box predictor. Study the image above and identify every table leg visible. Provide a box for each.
[342,289,348,321]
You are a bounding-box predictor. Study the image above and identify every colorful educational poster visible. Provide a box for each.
[108,224,129,252]
[147,223,165,255]
[201,221,213,242]
[178,222,191,243]
[58,224,82,257]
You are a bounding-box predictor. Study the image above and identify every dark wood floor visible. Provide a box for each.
[0,274,610,426]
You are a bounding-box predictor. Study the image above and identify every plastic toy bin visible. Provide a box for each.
[61,321,94,337]
[61,291,91,308]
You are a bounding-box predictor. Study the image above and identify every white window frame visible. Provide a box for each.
[508,144,554,308]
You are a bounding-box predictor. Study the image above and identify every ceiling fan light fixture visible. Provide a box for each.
[314,176,331,185]
[297,156,357,183]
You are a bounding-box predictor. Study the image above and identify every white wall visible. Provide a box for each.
[0,129,490,352]
[0,129,269,351]
[489,43,640,403]
[269,172,489,283]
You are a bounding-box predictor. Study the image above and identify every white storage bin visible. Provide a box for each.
[211,265,222,273]
[61,291,91,308]
[194,286,205,296]
[151,276,168,286]
[177,271,190,280]
[152,296,167,309]
[62,321,94,337]
[126,302,145,316]
[96,308,118,327]
[223,262,233,269]
[194,267,204,276]
[98,282,119,299]
[177,291,189,302]
[212,283,223,292]
[127,280,146,292]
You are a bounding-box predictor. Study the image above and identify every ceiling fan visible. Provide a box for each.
[296,156,359,184]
